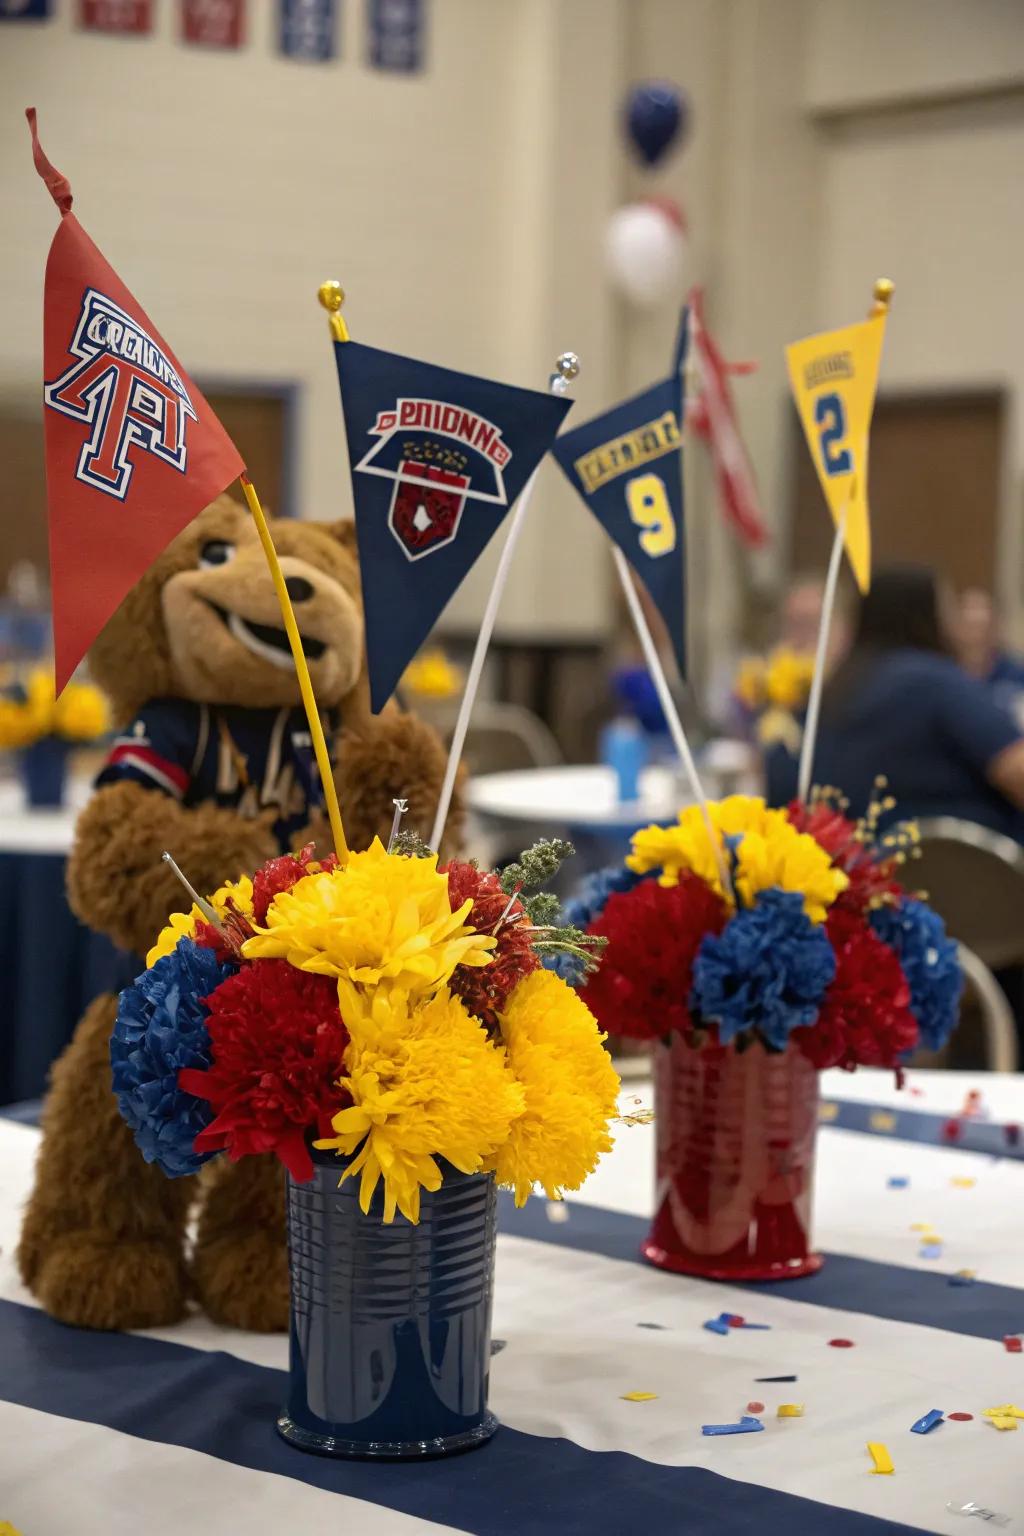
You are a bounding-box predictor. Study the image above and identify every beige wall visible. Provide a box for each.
[1,0,1023,669]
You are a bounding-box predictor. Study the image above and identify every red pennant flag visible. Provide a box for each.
[27,109,245,691]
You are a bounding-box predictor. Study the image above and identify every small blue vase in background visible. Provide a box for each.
[600,716,648,803]
[278,1151,498,1459]
[21,736,69,808]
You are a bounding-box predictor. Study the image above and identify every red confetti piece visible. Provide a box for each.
[829,1338,855,1348]
[727,1315,745,1328]
[1003,1336,1022,1353]
[948,1413,974,1422]
[942,1118,962,1143]
[747,1400,765,1413]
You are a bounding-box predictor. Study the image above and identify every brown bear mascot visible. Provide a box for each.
[17,493,460,1333]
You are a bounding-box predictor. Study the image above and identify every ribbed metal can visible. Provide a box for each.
[642,1038,823,1281]
[277,1150,499,1459]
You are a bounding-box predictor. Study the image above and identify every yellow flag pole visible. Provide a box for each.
[796,277,893,803]
[239,472,350,863]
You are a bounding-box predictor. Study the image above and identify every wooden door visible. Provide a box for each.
[789,390,1005,590]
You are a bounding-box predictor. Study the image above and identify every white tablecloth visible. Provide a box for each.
[0,775,90,855]
[468,763,685,831]
[1,1068,1023,1536]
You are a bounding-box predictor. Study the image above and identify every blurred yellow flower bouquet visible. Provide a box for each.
[0,668,110,807]
[113,834,620,1224]
[733,646,814,750]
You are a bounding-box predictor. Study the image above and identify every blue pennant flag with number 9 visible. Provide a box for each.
[551,338,687,678]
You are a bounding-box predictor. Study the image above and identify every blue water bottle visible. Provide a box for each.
[601,717,648,803]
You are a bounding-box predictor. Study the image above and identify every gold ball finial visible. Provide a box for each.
[871,278,894,316]
[318,280,345,314]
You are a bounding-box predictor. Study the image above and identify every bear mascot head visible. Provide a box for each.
[19,494,459,1334]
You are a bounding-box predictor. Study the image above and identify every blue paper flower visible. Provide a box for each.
[690,888,836,1050]
[562,864,647,931]
[541,949,590,988]
[869,898,963,1052]
[110,937,236,1178]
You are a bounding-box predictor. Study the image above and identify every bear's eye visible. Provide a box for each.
[199,540,235,569]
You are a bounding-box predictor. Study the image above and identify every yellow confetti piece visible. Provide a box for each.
[620,1391,658,1402]
[0,1525,23,1536]
[777,1403,805,1418]
[545,1201,570,1225]
[987,1416,1018,1432]
[910,1222,936,1233]
[867,1442,894,1474]
[983,1405,1024,1420]
[954,1268,977,1280]
[951,1177,976,1188]
[869,1110,897,1133]
[819,1101,839,1122]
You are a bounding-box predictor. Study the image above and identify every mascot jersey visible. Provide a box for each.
[96,698,337,850]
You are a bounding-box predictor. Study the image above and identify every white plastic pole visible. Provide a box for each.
[429,354,578,853]
[612,547,733,900]
[797,506,846,804]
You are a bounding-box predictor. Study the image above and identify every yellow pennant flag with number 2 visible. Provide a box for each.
[786,285,892,593]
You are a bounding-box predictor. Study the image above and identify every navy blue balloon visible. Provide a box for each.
[625,81,687,167]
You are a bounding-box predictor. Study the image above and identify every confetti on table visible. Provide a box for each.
[757,1374,798,1382]
[870,1110,897,1132]
[636,1322,668,1330]
[829,1338,855,1348]
[947,1501,1010,1526]
[867,1442,894,1474]
[740,1322,772,1331]
[621,1391,658,1402]
[545,1201,570,1224]
[919,1243,944,1260]
[777,1404,805,1418]
[819,1100,839,1122]
[910,1222,936,1233]
[489,1339,507,1355]
[951,1177,976,1189]
[910,1409,944,1434]
[887,1176,909,1188]
[703,1317,731,1336]
[746,1401,765,1414]
[1002,1335,1023,1354]
[982,1405,1024,1419]
[702,1416,764,1436]
[948,1413,974,1422]
[986,1416,1018,1431]
[724,1313,745,1327]
[948,1270,977,1287]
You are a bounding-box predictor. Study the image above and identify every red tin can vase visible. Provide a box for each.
[642,1037,823,1281]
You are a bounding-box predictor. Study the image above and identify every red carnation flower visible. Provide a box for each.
[581,874,728,1042]
[441,860,539,1028]
[793,906,917,1070]
[178,959,349,1182]
[251,843,340,925]
[788,800,902,917]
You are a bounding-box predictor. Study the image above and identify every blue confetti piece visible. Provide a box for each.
[887,1176,910,1188]
[948,1272,977,1287]
[920,1243,943,1259]
[702,1416,764,1436]
[703,1318,731,1336]
[490,1339,507,1355]
[910,1408,944,1434]
[740,1323,772,1331]
[637,1322,669,1330]
[757,1374,797,1383]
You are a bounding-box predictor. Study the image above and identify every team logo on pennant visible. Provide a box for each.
[44,287,197,500]
[354,397,513,562]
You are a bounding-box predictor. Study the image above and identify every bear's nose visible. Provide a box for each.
[284,576,315,603]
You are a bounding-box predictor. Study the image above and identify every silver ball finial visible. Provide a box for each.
[549,351,580,396]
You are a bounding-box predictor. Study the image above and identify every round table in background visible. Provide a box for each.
[0,776,136,1106]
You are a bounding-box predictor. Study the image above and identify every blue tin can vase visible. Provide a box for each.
[21,736,68,808]
[277,1150,499,1459]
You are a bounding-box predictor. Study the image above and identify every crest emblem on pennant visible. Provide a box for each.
[44,287,196,501]
[354,397,513,563]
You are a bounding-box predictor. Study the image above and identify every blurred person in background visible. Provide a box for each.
[766,565,1024,841]
[953,586,1024,725]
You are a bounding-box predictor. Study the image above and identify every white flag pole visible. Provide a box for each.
[429,352,580,853]
[795,277,893,804]
[796,506,846,804]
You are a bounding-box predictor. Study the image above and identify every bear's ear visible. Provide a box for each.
[327,519,358,557]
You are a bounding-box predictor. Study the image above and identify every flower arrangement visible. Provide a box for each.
[111,835,619,1223]
[732,647,814,750]
[570,790,962,1073]
[401,646,464,700]
[0,667,109,750]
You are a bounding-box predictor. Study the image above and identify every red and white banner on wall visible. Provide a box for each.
[79,0,152,32]
[181,0,245,48]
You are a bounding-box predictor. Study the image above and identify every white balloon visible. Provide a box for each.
[604,202,686,308]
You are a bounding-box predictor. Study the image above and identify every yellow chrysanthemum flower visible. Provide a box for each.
[146,874,255,967]
[764,647,814,711]
[316,982,524,1223]
[0,669,55,750]
[53,679,110,741]
[402,647,463,699]
[627,795,847,923]
[733,655,766,711]
[489,970,620,1206]
[242,837,495,994]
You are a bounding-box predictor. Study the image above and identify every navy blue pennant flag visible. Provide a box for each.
[333,340,572,712]
[551,326,688,678]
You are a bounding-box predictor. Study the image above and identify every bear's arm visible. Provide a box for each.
[330,709,465,857]
[67,782,280,957]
